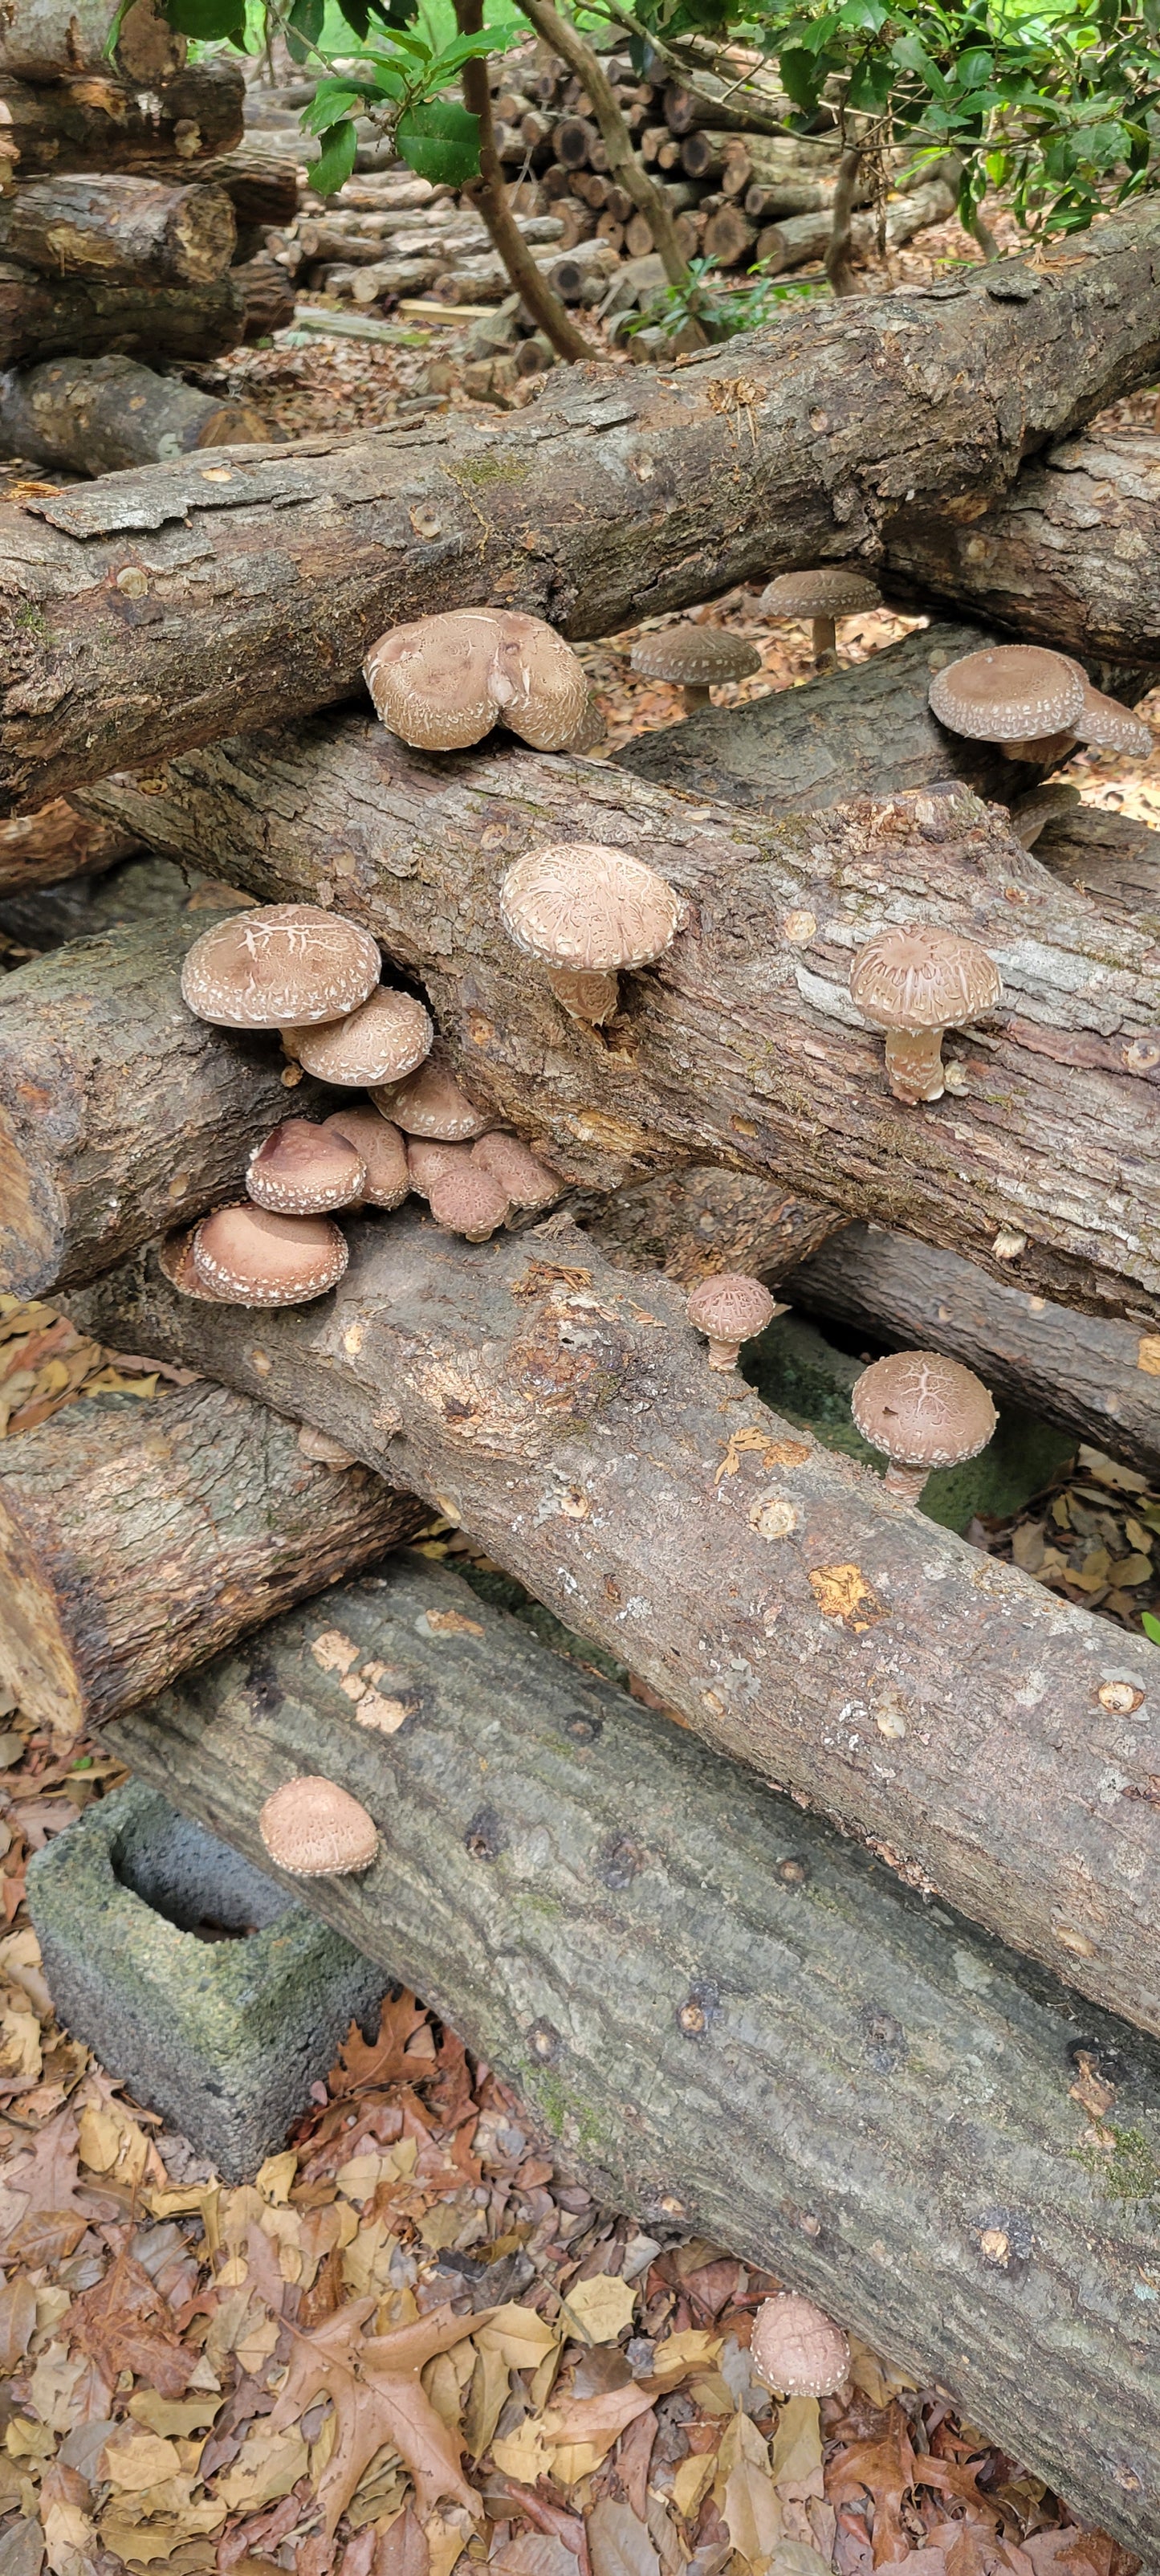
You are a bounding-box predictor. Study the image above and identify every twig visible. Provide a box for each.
[518,0,701,309]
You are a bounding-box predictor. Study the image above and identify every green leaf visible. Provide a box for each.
[426,26,519,79]
[1142,1611,1160,1645]
[396,99,481,185]
[288,0,326,41]
[161,0,246,33]
[312,117,360,197]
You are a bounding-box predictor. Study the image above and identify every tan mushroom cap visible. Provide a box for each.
[181,903,381,1029]
[364,607,588,754]
[486,609,591,752]
[160,1224,226,1301]
[928,645,1085,744]
[192,1204,348,1306]
[428,1164,510,1241]
[501,842,683,976]
[472,1132,563,1211]
[850,925,1002,1033]
[324,1107,410,1211]
[852,1350,998,1469]
[568,692,606,754]
[750,2296,850,2399]
[759,569,881,619]
[1008,782,1081,847]
[629,627,762,687]
[1056,658,1154,756]
[381,1058,490,1140]
[406,1136,473,1199]
[246,1119,366,1216]
[289,986,433,1088]
[686,1274,777,1348]
[259,1776,379,1877]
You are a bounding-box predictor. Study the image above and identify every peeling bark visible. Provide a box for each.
[0,176,236,284]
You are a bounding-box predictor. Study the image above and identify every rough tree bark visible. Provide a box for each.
[81,725,1160,1324]
[6,207,1160,805]
[0,1382,426,1742]
[0,0,185,84]
[0,797,135,895]
[0,353,276,477]
[108,1554,1160,2558]
[0,176,236,283]
[129,145,299,230]
[73,1210,1160,2043]
[1036,804,1160,921]
[0,58,246,178]
[0,262,245,366]
[585,1167,839,1282]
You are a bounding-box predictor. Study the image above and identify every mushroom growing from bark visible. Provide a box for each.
[246,1119,366,1216]
[850,924,1003,1106]
[381,1057,490,1141]
[751,2296,850,2399]
[364,607,588,753]
[323,1107,410,1211]
[759,569,881,670]
[500,842,684,1027]
[851,1348,997,1502]
[629,626,762,715]
[405,1137,474,1200]
[181,903,381,1029]
[191,1204,348,1306]
[259,1776,379,1877]
[428,1164,510,1241]
[927,644,1085,765]
[288,986,433,1088]
[472,1134,563,1213]
[686,1273,777,1370]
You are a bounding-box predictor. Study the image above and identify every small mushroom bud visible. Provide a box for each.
[686,1273,777,1370]
[851,1348,997,1503]
[500,842,684,1027]
[471,1132,564,1213]
[380,1056,490,1141]
[850,924,1002,1106]
[750,2295,849,2398]
[259,1776,379,1877]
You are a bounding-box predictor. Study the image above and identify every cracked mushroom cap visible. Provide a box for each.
[364,608,588,754]
[501,842,683,976]
[259,1776,379,1877]
[472,1133,563,1211]
[850,924,1002,1034]
[851,1349,997,1470]
[323,1107,410,1210]
[629,626,762,689]
[428,1164,510,1241]
[289,986,433,1087]
[927,645,1085,744]
[759,569,881,621]
[751,2296,850,2399]
[486,609,591,751]
[246,1119,366,1216]
[406,1137,473,1199]
[192,1204,348,1306]
[381,1058,490,1140]
[181,903,381,1029]
[686,1273,777,1349]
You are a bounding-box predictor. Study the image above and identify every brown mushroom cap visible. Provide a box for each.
[160,1224,226,1301]
[364,607,588,755]
[928,646,1085,744]
[181,903,381,1029]
[428,1164,510,1241]
[1056,660,1154,757]
[850,925,1002,1033]
[381,1058,490,1140]
[246,1119,366,1216]
[486,609,591,752]
[258,1776,379,1877]
[629,627,762,687]
[500,843,683,976]
[289,986,433,1088]
[686,1273,777,1347]
[406,1137,473,1199]
[760,569,881,620]
[472,1132,563,1211]
[324,1107,410,1210]
[568,692,606,754]
[750,2295,850,2399]
[852,1349,997,1470]
[192,1204,348,1306]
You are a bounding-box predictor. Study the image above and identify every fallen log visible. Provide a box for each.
[7,206,1160,804]
[0,0,185,84]
[80,723,1160,1324]
[107,1550,1160,2556]
[0,175,236,283]
[0,1380,426,1743]
[584,1165,838,1282]
[0,58,246,179]
[0,848,215,947]
[755,178,954,278]
[0,353,276,478]
[0,260,245,366]
[0,797,136,895]
[1034,804,1160,923]
[72,1210,1160,2041]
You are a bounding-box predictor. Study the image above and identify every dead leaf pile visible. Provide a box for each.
[975,1442,1160,1636]
[0,1298,161,1441]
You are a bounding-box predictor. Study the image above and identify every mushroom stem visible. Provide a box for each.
[882,1025,946,1105]
[811,613,837,670]
[881,1461,928,1503]
[546,964,621,1025]
[1004,728,1077,766]
[682,683,712,714]
[704,1333,742,1372]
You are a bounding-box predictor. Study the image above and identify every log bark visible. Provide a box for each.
[72,1209,1160,2044]
[584,1165,838,1282]
[757,179,954,279]
[0,796,135,895]
[1036,803,1160,923]
[0,0,185,84]
[0,176,236,283]
[0,260,245,366]
[79,718,1160,1325]
[7,206,1160,805]
[0,1380,426,1742]
[0,353,275,476]
[128,145,299,230]
[106,1550,1160,2560]
[233,249,295,340]
[0,59,246,177]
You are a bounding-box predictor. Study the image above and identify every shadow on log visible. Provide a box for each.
[106,1551,1160,2556]
[1035,803,1160,923]
[584,1165,838,1282]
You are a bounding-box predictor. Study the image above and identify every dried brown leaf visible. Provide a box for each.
[69,2249,197,2398]
[330,1994,434,2098]
[0,2270,37,2370]
[587,2499,661,2576]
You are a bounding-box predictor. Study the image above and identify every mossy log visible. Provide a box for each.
[0,176,236,284]
[107,1551,1160,2558]
[0,353,275,478]
[0,797,136,895]
[6,207,1160,804]
[0,1381,426,1742]
[72,1209,1160,2042]
[0,57,245,177]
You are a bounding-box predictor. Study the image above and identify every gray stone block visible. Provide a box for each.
[28,1779,387,2179]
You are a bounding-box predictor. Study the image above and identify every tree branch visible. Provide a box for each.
[454,0,596,364]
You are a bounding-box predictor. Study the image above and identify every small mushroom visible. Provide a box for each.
[851,1348,997,1502]
[750,2295,850,2399]
[246,1119,366,1217]
[405,1137,474,1200]
[850,924,1003,1106]
[472,1132,564,1213]
[323,1107,410,1211]
[1008,782,1082,848]
[181,903,381,1029]
[381,1056,491,1140]
[428,1164,510,1241]
[759,569,882,670]
[686,1273,777,1370]
[927,644,1085,764]
[500,842,684,1027]
[258,1776,379,1877]
[629,625,763,715]
[364,607,588,753]
[191,1204,348,1306]
[287,986,433,1088]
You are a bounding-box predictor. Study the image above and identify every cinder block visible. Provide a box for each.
[29,1780,386,2179]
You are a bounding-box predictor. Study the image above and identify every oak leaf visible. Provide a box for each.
[267,2297,489,2536]
[331,1994,435,2098]
[826,2414,917,2569]
[68,2251,197,2399]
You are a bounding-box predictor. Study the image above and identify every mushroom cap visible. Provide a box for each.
[181,903,381,1029]
[364,607,588,754]
[568,691,606,754]
[629,627,762,687]
[1058,662,1154,757]
[246,1119,366,1216]
[381,1058,490,1140]
[686,1273,777,1346]
[472,1132,563,1211]
[486,609,592,752]
[750,2296,850,2399]
[759,569,881,620]
[927,646,1085,744]
[258,1775,379,1877]
[405,1137,473,1199]
[850,924,1002,1033]
[159,1224,226,1301]
[192,1204,348,1306]
[501,842,683,976]
[428,1164,510,1240]
[290,986,433,1087]
[851,1349,998,1470]
[324,1107,410,1210]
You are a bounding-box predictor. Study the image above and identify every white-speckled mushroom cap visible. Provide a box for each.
[568,692,606,754]
[405,1136,474,1199]
[850,925,1002,1033]
[472,1132,563,1211]
[180,903,381,1029]
[1056,659,1154,756]
[629,627,762,687]
[851,1349,997,1469]
[487,610,591,751]
[290,986,433,1087]
[381,1058,490,1140]
[428,1164,510,1241]
[500,843,683,975]
[191,1204,348,1306]
[259,1775,380,1877]
[760,569,881,620]
[246,1120,366,1216]
[324,1107,410,1210]
[928,645,1085,744]
[750,2296,850,2399]
[686,1273,776,1346]
[364,609,504,751]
